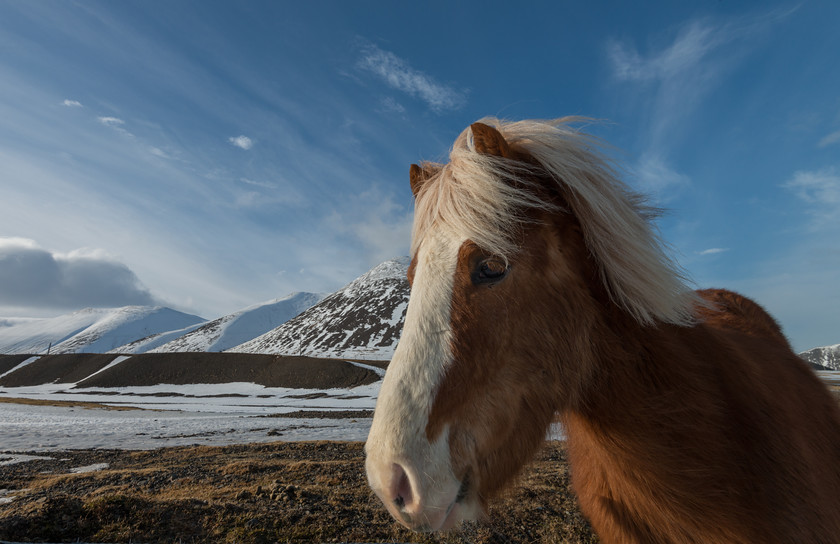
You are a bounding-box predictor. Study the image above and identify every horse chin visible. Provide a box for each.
[438,496,481,532]
[407,491,482,533]
[381,472,482,533]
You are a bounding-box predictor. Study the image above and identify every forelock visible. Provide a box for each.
[410,129,554,261]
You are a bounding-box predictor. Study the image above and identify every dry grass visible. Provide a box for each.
[0,396,141,411]
[0,441,597,543]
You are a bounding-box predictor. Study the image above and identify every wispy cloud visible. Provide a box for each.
[608,22,721,83]
[239,177,277,189]
[378,96,406,115]
[634,153,691,200]
[698,247,729,256]
[324,188,412,266]
[149,146,170,158]
[606,19,739,151]
[62,99,83,108]
[784,167,840,205]
[607,13,790,203]
[96,115,136,139]
[358,43,466,112]
[234,177,305,209]
[783,166,840,227]
[606,10,792,152]
[818,130,840,148]
[98,116,125,127]
[228,135,253,150]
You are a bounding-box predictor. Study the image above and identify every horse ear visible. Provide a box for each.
[409,163,439,197]
[470,122,513,158]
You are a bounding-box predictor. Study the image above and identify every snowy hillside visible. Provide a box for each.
[800,344,840,371]
[231,258,409,360]
[0,307,206,355]
[144,292,325,353]
[108,322,208,354]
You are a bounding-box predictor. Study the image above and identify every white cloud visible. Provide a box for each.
[818,130,840,148]
[698,247,729,255]
[783,167,840,229]
[228,135,253,150]
[0,237,157,311]
[62,99,83,107]
[149,146,169,158]
[784,167,840,206]
[358,43,466,112]
[608,22,720,82]
[98,116,125,127]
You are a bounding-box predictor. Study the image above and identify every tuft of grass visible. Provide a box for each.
[0,396,141,410]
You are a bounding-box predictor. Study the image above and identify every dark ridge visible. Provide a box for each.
[0,352,380,389]
[0,354,38,376]
[0,353,119,387]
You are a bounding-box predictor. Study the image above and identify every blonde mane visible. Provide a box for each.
[411,117,700,326]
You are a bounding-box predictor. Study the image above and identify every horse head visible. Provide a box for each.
[364,118,698,531]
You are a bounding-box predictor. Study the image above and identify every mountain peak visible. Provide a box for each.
[230,258,410,360]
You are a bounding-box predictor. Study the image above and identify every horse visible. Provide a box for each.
[364,117,840,543]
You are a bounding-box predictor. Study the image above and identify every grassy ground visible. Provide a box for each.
[0,441,596,544]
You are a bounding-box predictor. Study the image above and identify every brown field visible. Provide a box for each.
[0,440,596,544]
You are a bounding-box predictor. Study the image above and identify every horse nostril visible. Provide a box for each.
[391,463,414,513]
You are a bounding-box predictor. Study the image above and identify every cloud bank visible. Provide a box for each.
[0,238,157,311]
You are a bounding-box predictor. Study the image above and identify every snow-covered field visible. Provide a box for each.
[6,368,829,456]
[0,377,567,455]
[0,378,381,453]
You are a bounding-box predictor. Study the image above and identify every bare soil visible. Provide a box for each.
[0,441,596,543]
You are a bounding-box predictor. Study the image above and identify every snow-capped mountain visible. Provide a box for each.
[800,344,840,371]
[143,292,325,353]
[0,306,206,355]
[230,257,410,360]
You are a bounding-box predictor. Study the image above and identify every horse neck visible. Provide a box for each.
[559,316,840,543]
[558,321,743,540]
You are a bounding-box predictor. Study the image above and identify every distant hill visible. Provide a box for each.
[231,258,409,360]
[2,259,409,360]
[113,292,325,354]
[800,344,840,371]
[0,307,205,355]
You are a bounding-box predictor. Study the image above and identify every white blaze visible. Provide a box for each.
[365,228,465,524]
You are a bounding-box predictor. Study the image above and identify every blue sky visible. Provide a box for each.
[0,1,838,351]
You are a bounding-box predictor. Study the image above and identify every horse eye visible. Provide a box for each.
[472,258,508,285]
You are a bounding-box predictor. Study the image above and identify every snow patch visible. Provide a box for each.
[69,462,109,473]
[0,453,52,466]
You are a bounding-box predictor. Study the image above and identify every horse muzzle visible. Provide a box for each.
[365,455,475,532]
